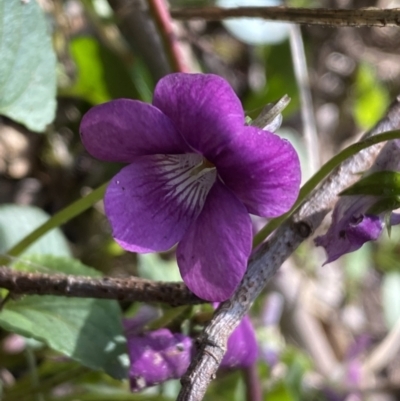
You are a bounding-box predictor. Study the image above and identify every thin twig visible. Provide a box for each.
[177,98,400,400]
[0,267,203,306]
[289,24,320,175]
[170,7,400,27]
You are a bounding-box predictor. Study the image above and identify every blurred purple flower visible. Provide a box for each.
[323,388,347,401]
[80,73,300,301]
[127,328,192,392]
[322,335,369,401]
[314,196,384,264]
[124,309,258,391]
[220,315,258,369]
[123,305,160,335]
[315,140,400,263]
[345,334,371,361]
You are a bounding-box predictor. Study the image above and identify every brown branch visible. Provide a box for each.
[170,6,400,27]
[177,98,400,400]
[0,267,204,306]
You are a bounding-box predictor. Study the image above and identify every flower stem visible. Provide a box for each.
[289,24,319,175]
[2,182,107,262]
[147,0,188,73]
[25,347,44,401]
[242,365,262,401]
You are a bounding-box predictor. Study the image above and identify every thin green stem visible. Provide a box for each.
[253,131,400,248]
[3,183,107,261]
[25,347,45,401]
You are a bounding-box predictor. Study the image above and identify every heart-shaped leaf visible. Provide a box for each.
[0,0,56,132]
[0,255,128,379]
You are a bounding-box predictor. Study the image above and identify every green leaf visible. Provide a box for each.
[244,41,299,119]
[207,370,244,401]
[137,254,182,282]
[0,0,56,132]
[13,254,101,276]
[341,171,400,197]
[353,63,389,130]
[0,205,71,258]
[281,347,311,400]
[61,37,139,104]
[0,255,128,380]
[265,382,294,401]
[5,182,107,259]
[366,197,400,215]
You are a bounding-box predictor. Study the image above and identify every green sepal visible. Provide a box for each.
[366,196,400,215]
[340,171,400,197]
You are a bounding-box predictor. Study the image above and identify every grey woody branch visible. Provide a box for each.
[177,98,400,401]
[0,267,202,306]
[170,6,400,27]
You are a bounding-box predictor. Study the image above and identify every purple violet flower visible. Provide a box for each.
[126,328,192,391]
[314,196,384,264]
[315,140,400,263]
[80,73,301,301]
[124,311,258,391]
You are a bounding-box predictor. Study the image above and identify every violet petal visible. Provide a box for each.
[221,315,258,369]
[80,99,189,163]
[216,126,301,217]
[390,212,400,226]
[152,73,245,161]
[315,196,383,264]
[126,329,192,391]
[176,180,252,301]
[105,154,216,253]
[123,306,160,335]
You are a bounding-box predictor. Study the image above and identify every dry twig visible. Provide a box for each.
[170,7,400,27]
[0,267,202,306]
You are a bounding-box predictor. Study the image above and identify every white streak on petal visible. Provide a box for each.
[152,154,217,220]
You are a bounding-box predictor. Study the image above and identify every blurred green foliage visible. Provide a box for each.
[61,37,140,104]
[353,63,389,130]
[0,255,127,380]
[0,205,70,258]
[244,42,299,118]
